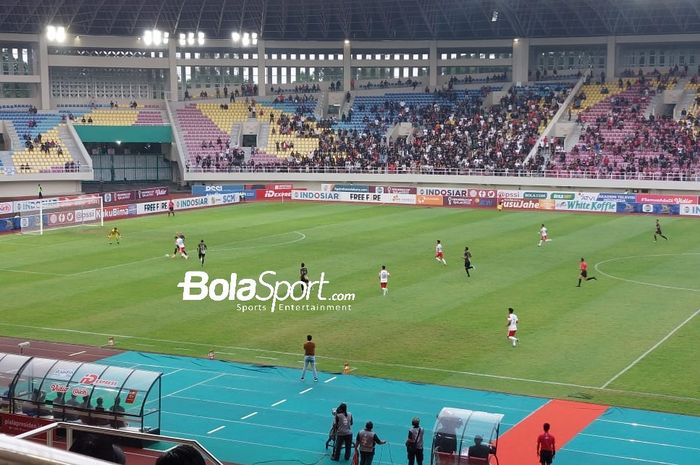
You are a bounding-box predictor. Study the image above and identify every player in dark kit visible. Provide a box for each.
[299,263,309,285]
[654,219,668,242]
[577,257,597,287]
[197,240,207,267]
[463,247,475,277]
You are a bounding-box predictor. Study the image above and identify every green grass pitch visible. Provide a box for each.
[1,202,699,416]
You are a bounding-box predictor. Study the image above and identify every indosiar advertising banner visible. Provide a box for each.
[291,190,416,204]
[191,184,245,195]
[679,204,700,216]
[418,187,497,198]
[555,200,617,212]
[617,202,680,215]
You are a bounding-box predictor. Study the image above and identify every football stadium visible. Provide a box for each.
[0,1,700,464]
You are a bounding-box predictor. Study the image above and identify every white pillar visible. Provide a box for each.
[257,39,266,97]
[38,35,50,109]
[606,36,616,81]
[168,40,178,101]
[511,38,530,85]
[343,40,351,91]
[429,41,438,89]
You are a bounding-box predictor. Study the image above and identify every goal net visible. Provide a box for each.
[20,195,103,235]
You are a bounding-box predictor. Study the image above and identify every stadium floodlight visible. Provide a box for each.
[153,29,162,46]
[143,29,153,46]
[344,39,350,45]
[251,32,258,45]
[491,10,499,22]
[46,25,66,43]
[242,32,250,47]
[179,33,186,46]
[143,29,167,47]
[163,31,170,44]
[232,31,241,42]
[187,32,195,46]
[198,31,205,46]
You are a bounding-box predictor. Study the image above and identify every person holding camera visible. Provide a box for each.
[331,403,353,461]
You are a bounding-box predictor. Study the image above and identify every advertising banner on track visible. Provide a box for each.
[418,187,497,199]
[617,202,680,215]
[321,184,370,193]
[499,199,553,210]
[597,193,637,202]
[679,204,700,216]
[443,196,497,208]
[370,186,417,194]
[191,184,245,196]
[256,189,293,200]
[102,205,131,219]
[103,190,135,204]
[635,193,698,204]
[137,186,169,199]
[0,201,12,215]
[555,200,617,212]
[291,190,416,205]
[416,195,443,206]
[0,413,53,435]
[137,194,240,215]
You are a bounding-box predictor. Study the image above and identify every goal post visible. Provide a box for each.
[19,195,103,235]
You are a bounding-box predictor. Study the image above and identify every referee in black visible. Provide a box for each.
[463,246,475,277]
[198,240,207,267]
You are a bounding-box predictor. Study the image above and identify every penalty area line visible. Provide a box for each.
[601,307,700,389]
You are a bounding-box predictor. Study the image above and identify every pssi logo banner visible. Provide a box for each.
[191,184,244,195]
[177,271,355,312]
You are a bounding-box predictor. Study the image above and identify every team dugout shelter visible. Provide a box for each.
[431,407,503,465]
[0,353,161,434]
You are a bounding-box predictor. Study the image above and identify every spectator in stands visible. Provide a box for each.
[69,433,126,464]
[156,444,205,465]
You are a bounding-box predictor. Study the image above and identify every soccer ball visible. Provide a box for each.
[165,254,170,257]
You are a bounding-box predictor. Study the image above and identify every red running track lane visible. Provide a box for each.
[0,336,122,362]
[495,399,608,465]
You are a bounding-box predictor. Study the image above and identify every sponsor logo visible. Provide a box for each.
[79,374,118,387]
[501,199,540,209]
[598,193,637,202]
[636,194,698,204]
[418,187,496,198]
[50,384,69,393]
[523,192,547,199]
[550,193,575,200]
[205,185,223,192]
[263,190,292,199]
[176,197,209,208]
[680,204,700,216]
[103,193,113,203]
[293,191,340,200]
[642,204,654,213]
[575,192,599,201]
[0,202,12,214]
[267,184,293,191]
[497,190,523,199]
[416,194,443,206]
[556,200,617,212]
[178,271,355,312]
[332,184,370,193]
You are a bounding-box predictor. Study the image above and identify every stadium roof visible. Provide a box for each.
[2,0,700,41]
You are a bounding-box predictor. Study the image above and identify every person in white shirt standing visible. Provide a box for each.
[538,224,550,247]
[435,240,447,265]
[507,307,519,347]
[379,266,390,296]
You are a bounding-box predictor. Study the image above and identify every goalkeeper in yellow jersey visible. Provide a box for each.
[107,227,121,245]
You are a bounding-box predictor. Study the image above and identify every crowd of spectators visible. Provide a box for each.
[355,79,422,90]
[271,83,321,93]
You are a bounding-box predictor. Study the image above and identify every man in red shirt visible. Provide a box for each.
[577,257,597,287]
[536,422,556,465]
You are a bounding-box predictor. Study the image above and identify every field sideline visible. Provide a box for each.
[1,202,699,416]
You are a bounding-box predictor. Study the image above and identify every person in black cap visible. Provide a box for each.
[467,435,493,459]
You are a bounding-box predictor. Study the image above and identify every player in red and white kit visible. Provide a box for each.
[435,240,447,266]
[172,235,188,259]
[379,265,390,296]
[507,307,519,347]
[538,224,550,247]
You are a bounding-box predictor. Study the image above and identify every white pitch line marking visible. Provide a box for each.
[240,412,258,420]
[271,399,287,407]
[68,350,86,357]
[0,268,67,277]
[255,356,278,360]
[299,387,313,395]
[207,426,226,435]
[594,253,700,293]
[324,376,337,384]
[162,373,225,399]
[601,307,700,388]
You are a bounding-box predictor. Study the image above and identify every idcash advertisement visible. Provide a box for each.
[418,187,497,198]
[555,200,617,212]
[635,193,698,204]
[443,196,496,208]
